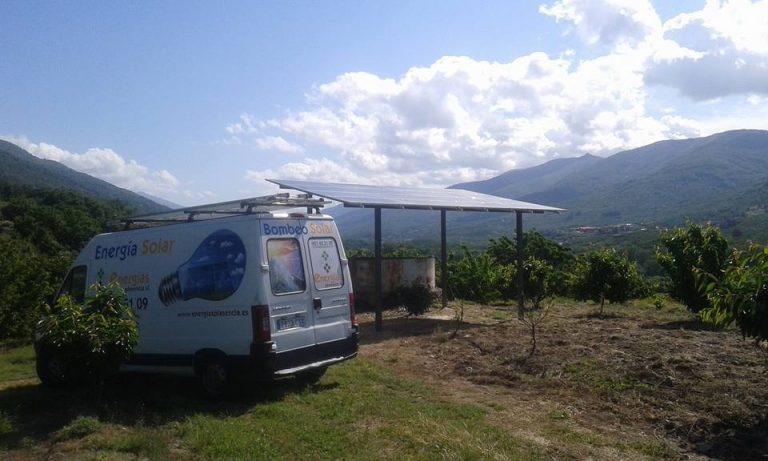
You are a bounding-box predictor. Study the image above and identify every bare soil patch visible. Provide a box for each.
[357,302,768,460]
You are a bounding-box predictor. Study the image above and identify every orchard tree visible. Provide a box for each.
[36,281,138,387]
[700,243,768,342]
[487,232,574,297]
[487,231,573,269]
[522,257,554,309]
[447,247,501,304]
[571,249,645,316]
[656,222,730,313]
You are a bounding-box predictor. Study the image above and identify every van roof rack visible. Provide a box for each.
[122,193,330,228]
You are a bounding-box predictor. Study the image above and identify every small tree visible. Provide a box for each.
[522,257,554,309]
[656,222,730,313]
[699,243,768,342]
[571,249,645,316]
[519,300,551,357]
[447,247,501,304]
[36,281,138,387]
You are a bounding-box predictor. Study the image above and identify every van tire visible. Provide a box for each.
[199,360,230,399]
[36,347,70,387]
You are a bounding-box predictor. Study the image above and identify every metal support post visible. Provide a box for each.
[516,211,524,320]
[375,207,383,332]
[441,210,447,309]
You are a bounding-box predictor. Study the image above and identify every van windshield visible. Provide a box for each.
[58,265,87,304]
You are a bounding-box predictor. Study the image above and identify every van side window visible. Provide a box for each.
[308,238,344,290]
[267,239,307,295]
[58,265,87,304]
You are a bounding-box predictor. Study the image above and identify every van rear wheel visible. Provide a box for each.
[199,360,230,399]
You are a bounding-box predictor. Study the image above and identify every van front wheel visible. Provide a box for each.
[36,347,70,387]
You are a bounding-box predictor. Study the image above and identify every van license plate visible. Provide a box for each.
[277,314,306,331]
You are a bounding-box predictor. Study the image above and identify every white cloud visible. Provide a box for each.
[539,0,661,50]
[245,158,365,185]
[225,113,263,135]
[646,0,768,100]
[231,0,765,189]
[236,49,699,187]
[253,136,304,154]
[1,135,181,197]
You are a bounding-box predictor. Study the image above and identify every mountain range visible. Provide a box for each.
[2,130,767,245]
[333,129,768,244]
[0,139,167,214]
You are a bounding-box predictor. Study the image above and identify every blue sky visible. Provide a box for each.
[2,1,767,205]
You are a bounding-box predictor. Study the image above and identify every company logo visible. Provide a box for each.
[263,223,309,236]
[309,223,334,234]
[95,242,138,261]
[94,237,176,261]
[110,272,150,292]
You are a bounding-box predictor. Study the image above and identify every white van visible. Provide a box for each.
[35,194,358,396]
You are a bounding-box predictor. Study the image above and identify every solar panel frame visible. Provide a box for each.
[267,179,564,213]
[124,193,331,225]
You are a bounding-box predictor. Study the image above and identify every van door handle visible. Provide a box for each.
[313,298,322,310]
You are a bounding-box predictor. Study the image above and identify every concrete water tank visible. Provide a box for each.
[348,257,436,310]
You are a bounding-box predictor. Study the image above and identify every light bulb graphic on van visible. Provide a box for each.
[158,229,246,306]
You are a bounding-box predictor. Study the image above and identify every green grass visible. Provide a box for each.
[56,415,102,441]
[564,356,652,395]
[0,356,545,460]
[0,345,36,383]
[179,361,543,460]
[89,425,171,460]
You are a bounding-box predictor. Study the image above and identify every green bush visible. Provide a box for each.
[700,243,768,341]
[448,247,501,303]
[496,264,517,300]
[487,233,573,298]
[0,185,134,344]
[36,281,138,383]
[656,222,730,313]
[392,280,434,316]
[522,257,554,309]
[487,232,574,269]
[571,249,646,315]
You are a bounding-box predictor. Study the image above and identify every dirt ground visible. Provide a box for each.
[357,301,768,460]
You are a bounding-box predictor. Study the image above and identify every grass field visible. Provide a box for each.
[1,300,766,460]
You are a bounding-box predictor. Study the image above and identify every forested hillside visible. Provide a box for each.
[0,184,134,344]
[0,140,166,214]
[335,129,768,247]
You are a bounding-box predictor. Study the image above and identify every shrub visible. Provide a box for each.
[393,280,434,316]
[36,281,138,384]
[447,247,501,304]
[522,257,554,309]
[487,232,574,269]
[571,249,646,315]
[656,222,730,313]
[699,243,768,342]
[496,264,517,300]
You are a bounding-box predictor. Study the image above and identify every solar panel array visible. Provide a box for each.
[268,179,564,213]
[126,193,330,224]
